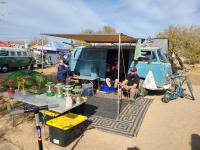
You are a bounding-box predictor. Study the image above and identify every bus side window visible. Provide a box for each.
[10,51,15,56]
[0,50,9,56]
[27,52,31,56]
[23,52,27,56]
[17,51,22,56]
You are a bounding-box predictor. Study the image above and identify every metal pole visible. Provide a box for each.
[117,33,121,117]
[41,36,44,73]
[35,112,43,150]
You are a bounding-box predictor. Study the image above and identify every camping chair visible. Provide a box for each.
[121,88,140,102]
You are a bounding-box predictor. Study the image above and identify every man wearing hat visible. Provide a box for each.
[121,67,140,99]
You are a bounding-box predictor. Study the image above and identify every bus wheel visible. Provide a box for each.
[2,65,9,73]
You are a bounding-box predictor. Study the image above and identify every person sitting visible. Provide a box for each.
[57,59,68,83]
[105,62,118,91]
[121,67,140,99]
[71,71,81,85]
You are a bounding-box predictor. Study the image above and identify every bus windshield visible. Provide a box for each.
[157,49,168,63]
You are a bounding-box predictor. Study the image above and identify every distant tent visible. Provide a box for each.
[0,41,11,47]
[32,41,69,65]
[42,41,68,51]
[32,42,68,51]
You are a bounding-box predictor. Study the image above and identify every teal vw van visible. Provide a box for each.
[0,47,35,73]
[130,46,173,90]
[70,45,173,90]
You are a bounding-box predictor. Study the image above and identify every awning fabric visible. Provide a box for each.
[42,33,140,43]
[0,41,11,47]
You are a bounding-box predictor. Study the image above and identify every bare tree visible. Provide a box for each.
[157,25,200,68]
[29,37,48,47]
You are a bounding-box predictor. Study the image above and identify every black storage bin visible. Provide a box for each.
[46,113,88,147]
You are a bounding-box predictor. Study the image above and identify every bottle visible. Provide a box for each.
[65,93,73,107]
[76,96,81,104]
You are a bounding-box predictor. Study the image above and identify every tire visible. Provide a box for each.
[1,65,9,73]
[161,97,170,103]
[186,78,195,100]
[38,64,42,68]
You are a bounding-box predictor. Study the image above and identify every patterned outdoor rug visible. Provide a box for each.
[84,96,127,119]
[87,97,153,137]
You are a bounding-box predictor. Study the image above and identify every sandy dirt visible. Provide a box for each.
[0,66,200,150]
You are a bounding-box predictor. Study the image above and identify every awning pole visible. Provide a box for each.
[117,33,121,117]
[41,36,44,73]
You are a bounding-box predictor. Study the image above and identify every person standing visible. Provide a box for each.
[57,59,68,83]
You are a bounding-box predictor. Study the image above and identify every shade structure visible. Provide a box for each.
[0,41,11,47]
[42,33,140,118]
[42,33,140,43]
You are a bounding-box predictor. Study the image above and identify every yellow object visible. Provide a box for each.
[17,77,25,92]
[40,110,59,117]
[46,113,88,131]
[81,96,88,102]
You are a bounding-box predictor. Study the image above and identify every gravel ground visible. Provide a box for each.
[0,66,200,150]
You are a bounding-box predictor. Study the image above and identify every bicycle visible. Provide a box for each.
[161,72,195,103]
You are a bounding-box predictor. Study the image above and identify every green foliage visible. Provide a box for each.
[75,25,117,46]
[4,71,26,88]
[80,28,95,34]
[96,25,116,34]
[80,25,116,34]
[157,26,200,63]
[4,70,51,94]
[27,71,50,89]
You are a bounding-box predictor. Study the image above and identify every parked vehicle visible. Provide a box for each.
[33,55,47,68]
[130,47,172,89]
[0,47,35,73]
[69,44,172,90]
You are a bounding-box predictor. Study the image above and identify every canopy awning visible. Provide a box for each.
[42,33,141,43]
[0,41,11,47]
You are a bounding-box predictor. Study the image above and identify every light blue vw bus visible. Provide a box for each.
[69,45,173,90]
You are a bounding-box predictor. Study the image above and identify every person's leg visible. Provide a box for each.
[130,88,139,100]
[114,79,118,89]
[105,78,112,87]
[121,88,130,100]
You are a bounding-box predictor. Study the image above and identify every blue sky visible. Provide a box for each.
[0,0,200,41]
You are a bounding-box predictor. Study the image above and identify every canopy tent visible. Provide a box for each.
[33,41,68,51]
[42,33,141,118]
[43,41,68,51]
[0,41,11,47]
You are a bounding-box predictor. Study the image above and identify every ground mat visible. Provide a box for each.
[84,97,153,137]
[84,96,128,119]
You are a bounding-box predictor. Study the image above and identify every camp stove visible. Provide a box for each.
[54,83,64,98]
[45,82,55,96]
[72,86,83,104]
